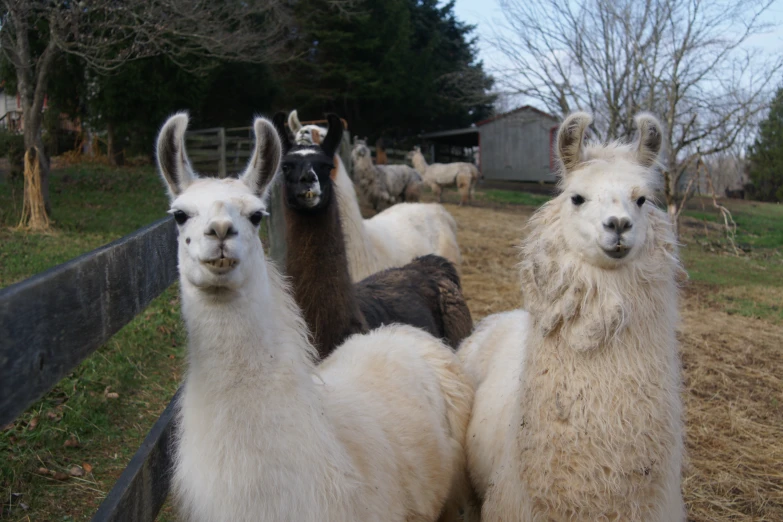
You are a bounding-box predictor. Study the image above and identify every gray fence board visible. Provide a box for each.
[0,217,178,427]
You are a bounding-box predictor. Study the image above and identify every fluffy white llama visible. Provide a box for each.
[286,110,461,281]
[408,146,478,205]
[351,141,423,210]
[157,112,476,522]
[458,112,687,521]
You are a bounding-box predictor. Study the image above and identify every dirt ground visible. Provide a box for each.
[436,198,783,521]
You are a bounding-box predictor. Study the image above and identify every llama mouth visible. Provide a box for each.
[202,257,239,271]
[603,245,630,259]
[296,191,321,207]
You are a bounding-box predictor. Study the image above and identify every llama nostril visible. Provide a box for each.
[206,221,236,240]
[603,216,631,233]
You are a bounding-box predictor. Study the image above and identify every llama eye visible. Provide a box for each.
[249,211,264,226]
[172,210,189,225]
[571,194,585,206]
[636,196,646,207]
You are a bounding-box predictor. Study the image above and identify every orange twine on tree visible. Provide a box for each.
[17,147,51,231]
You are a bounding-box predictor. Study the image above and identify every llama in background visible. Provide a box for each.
[408,146,478,206]
[274,113,472,358]
[351,140,422,210]
[286,109,462,282]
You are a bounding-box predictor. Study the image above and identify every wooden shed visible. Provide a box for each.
[477,106,559,183]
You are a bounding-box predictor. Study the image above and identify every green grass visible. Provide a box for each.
[0,163,169,287]
[1,164,182,520]
[479,188,552,207]
[682,198,783,251]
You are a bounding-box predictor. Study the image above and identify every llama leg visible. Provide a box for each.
[457,181,468,206]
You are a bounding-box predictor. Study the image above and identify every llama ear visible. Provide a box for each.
[156,112,197,199]
[320,114,343,158]
[272,112,292,154]
[287,109,302,133]
[240,118,282,198]
[634,113,663,168]
[557,112,592,174]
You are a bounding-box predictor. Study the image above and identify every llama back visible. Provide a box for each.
[365,203,462,271]
[318,325,474,520]
[426,162,477,185]
[378,164,422,200]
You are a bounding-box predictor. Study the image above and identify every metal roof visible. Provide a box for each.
[419,127,478,139]
[476,105,558,127]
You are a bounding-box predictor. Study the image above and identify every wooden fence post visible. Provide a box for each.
[217,127,227,178]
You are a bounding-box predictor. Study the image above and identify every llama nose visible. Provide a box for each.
[603,216,632,234]
[205,218,237,240]
[301,170,317,185]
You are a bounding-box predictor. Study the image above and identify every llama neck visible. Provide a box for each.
[175,261,351,521]
[517,200,682,433]
[412,153,429,172]
[334,158,381,281]
[284,192,367,359]
[180,257,316,389]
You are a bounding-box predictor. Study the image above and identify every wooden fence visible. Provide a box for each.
[0,197,287,520]
[366,145,409,165]
[186,126,353,177]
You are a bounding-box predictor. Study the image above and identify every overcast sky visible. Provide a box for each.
[453,0,783,92]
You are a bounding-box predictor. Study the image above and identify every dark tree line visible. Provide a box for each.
[2,0,493,168]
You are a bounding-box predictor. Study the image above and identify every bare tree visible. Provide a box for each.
[492,0,782,234]
[0,0,351,227]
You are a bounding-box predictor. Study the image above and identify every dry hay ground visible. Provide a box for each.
[434,198,783,521]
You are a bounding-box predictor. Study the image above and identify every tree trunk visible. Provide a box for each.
[106,121,125,166]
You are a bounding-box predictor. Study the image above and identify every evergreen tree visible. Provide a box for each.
[276,0,494,139]
[747,87,783,202]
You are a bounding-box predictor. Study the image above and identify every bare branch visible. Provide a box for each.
[490,0,783,234]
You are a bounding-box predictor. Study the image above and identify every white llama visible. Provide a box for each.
[157,112,475,522]
[286,109,462,281]
[458,112,687,521]
[408,146,478,206]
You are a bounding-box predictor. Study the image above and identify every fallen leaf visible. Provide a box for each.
[82,462,93,473]
[69,466,84,477]
[45,410,63,422]
[169,354,175,359]
[19,503,28,511]
[37,467,51,475]
[52,472,69,481]
[27,417,39,430]
[106,392,119,399]
[64,437,80,448]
